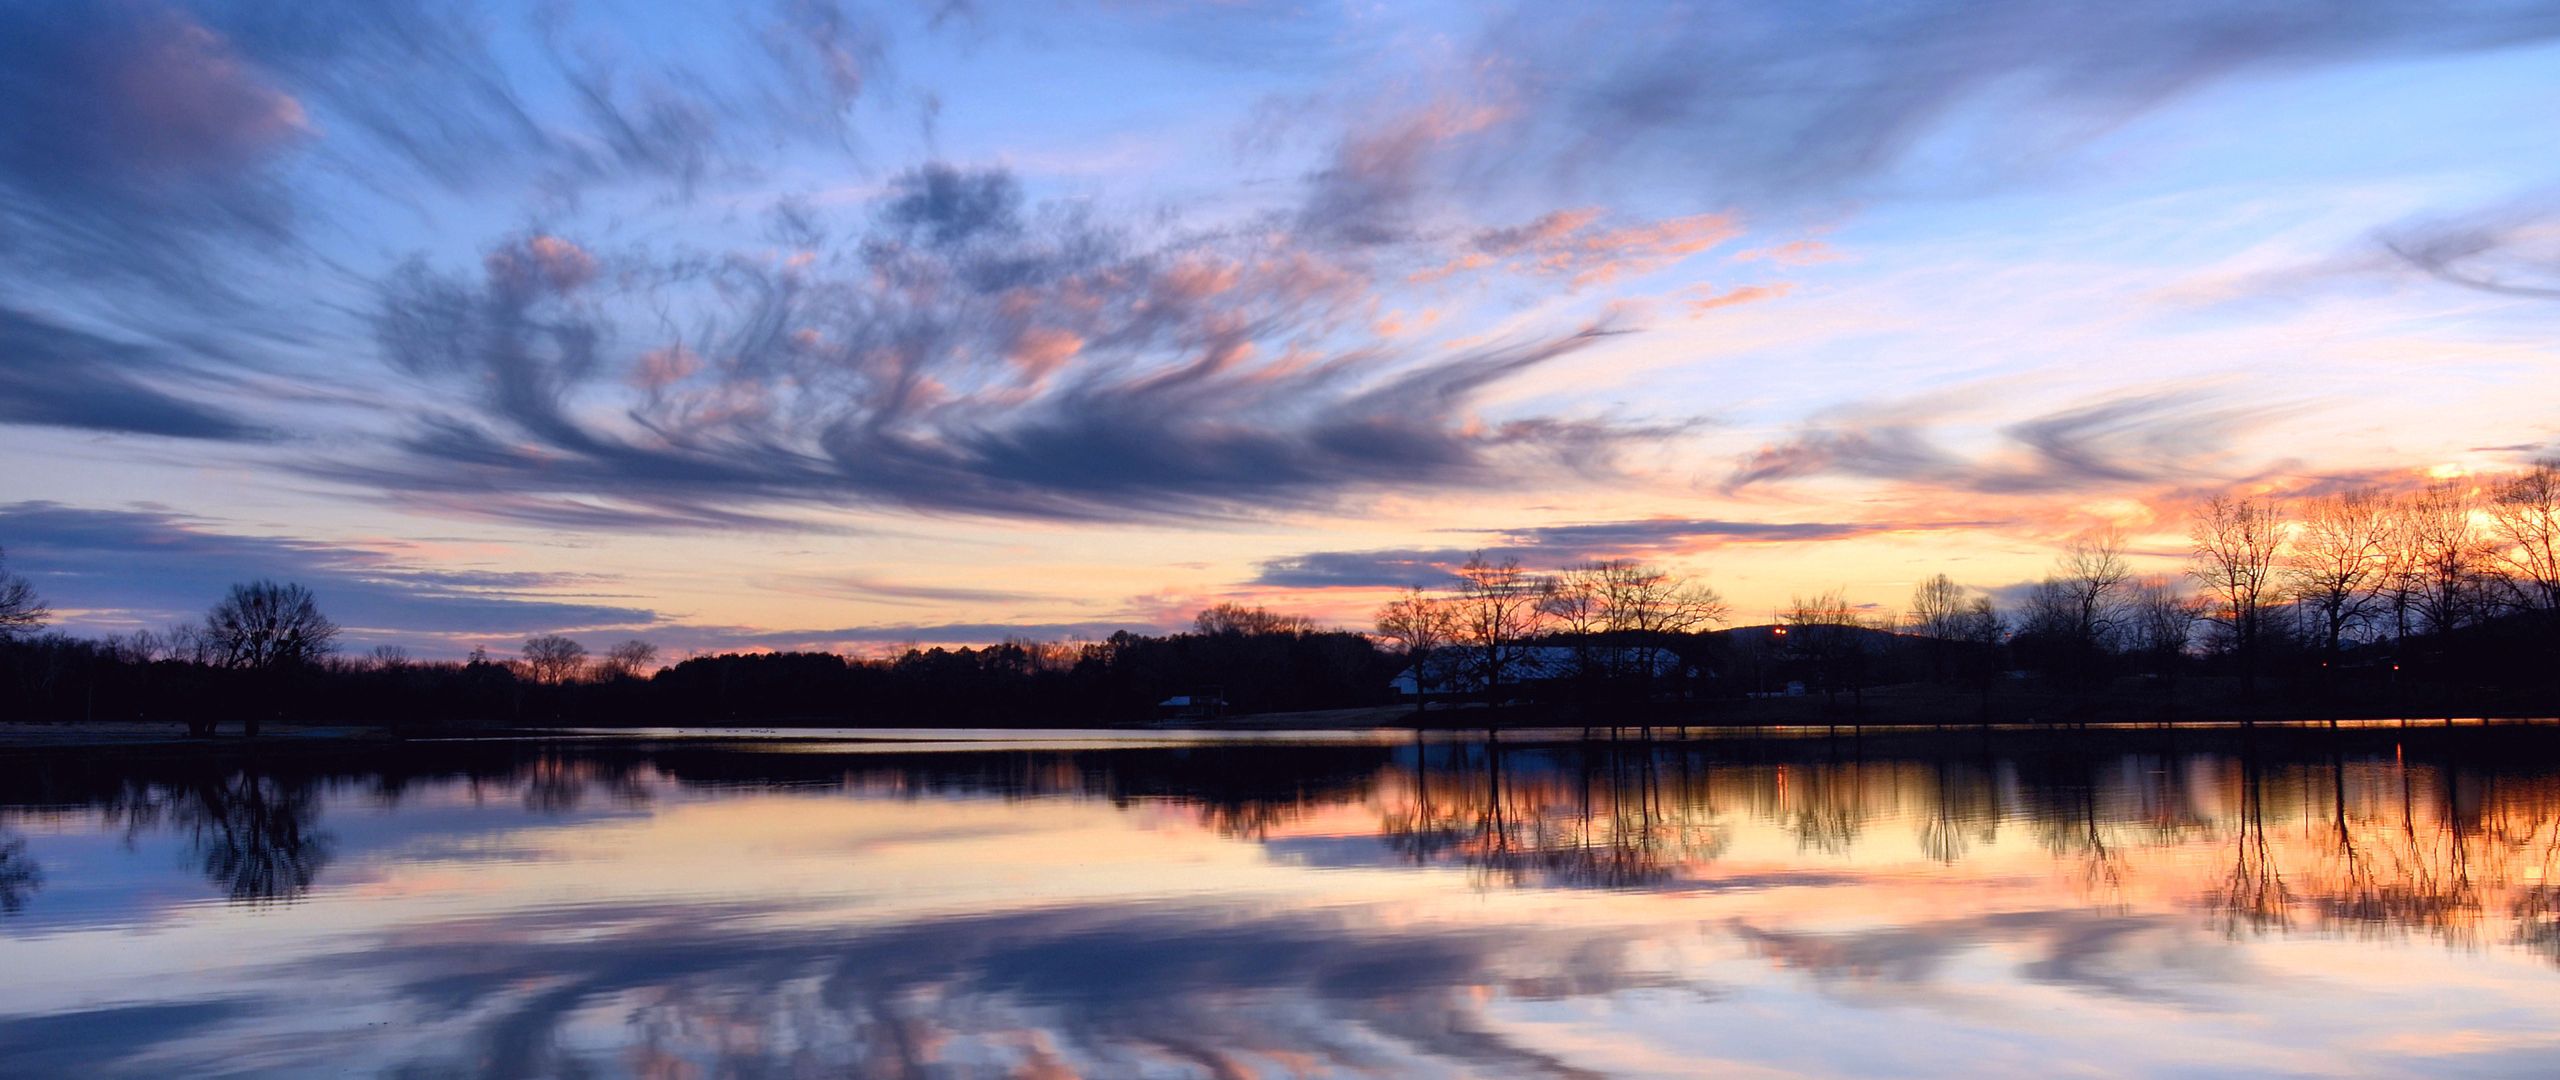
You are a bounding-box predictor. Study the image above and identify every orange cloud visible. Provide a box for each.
[1007,328,1084,378]
[1734,239,1842,267]
[1685,282,1793,316]
[631,345,702,390]
[1417,209,1743,287]
[485,234,598,296]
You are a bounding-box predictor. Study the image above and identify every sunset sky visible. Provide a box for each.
[5,1,2559,656]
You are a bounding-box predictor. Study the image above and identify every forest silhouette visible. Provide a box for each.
[5,463,2559,730]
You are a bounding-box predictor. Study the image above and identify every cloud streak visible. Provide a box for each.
[0,501,653,638]
[0,308,269,440]
[311,165,1658,527]
[1726,389,2283,496]
[1253,516,1950,589]
[1300,1,2560,230]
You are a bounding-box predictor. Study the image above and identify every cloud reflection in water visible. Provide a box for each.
[2,732,2559,1076]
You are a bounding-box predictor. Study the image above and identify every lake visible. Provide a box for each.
[4,726,2560,1078]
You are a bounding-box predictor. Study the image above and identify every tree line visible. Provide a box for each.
[4,461,2558,730]
[0,562,1394,729]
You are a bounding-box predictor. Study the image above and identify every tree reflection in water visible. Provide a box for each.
[10,732,2560,1075]
[0,827,37,913]
[1357,729,2560,962]
[105,769,333,905]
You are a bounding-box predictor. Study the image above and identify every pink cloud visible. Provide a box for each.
[630,345,702,391]
[1734,239,1843,267]
[1417,209,1744,287]
[93,7,308,175]
[1685,282,1793,316]
[1007,328,1084,378]
[485,234,599,297]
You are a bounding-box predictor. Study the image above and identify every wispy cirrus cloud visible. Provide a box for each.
[1293,1,2560,231]
[0,1,902,282]
[1411,208,1744,287]
[0,501,653,639]
[0,308,270,441]
[1725,388,2288,496]
[0,0,309,289]
[304,165,1661,528]
[1252,516,1964,589]
[2383,196,2560,300]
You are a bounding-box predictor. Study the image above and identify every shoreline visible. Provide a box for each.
[7,712,2559,755]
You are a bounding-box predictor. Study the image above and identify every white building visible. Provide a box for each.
[1390,645,1688,698]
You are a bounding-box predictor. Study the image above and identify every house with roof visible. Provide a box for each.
[1389,644,1689,699]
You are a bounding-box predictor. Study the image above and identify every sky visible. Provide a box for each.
[3,0,2559,657]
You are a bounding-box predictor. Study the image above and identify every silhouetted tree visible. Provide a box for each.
[1953,594,2006,715]
[1542,563,1615,686]
[202,581,339,736]
[1192,603,1313,636]
[2404,480,2492,639]
[1593,560,1726,703]
[2057,526,2136,649]
[205,581,340,671]
[2287,489,2391,666]
[1451,553,1550,700]
[1596,559,1727,661]
[2189,497,2286,691]
[1375,587,1459,715]
[2013,529,2133,687]
[522,635,590,686]
[2490,461,2560,620]
[0,545,48,642]
[1784,590,1874,709]
[598,639,660,680]
[1906,573,1970,682]
[2126,576,2204,683]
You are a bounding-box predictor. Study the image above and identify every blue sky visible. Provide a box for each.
[3,0,2558,655]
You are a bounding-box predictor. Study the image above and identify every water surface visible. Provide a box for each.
[5,728,2560,1077]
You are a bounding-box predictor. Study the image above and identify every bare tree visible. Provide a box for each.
[1954,595,2006,715]
[367,644,412,671]
[1545,559,1727,688]
[1906,573,1970,681]
[2016,579,2077,642]
[0,545,48,642]
[2057,527,2136,651]
[204,581,340,671]
[2188,497,2286,688]
[164,622,216,665]
[1785,590,1874,709]
[200,581,340,737]
[1192,603,1314,636]
[598,639,662,680]
[1451,552,1550,700]
[2126,576,2205,679]
[1541,562,1615,684]
[2403,480,2490,636]
[2376,496,2426,650]
[2489,461,2560,619]
[1600,560,1725,699]
[2285,489,2391,663]
[1375,587,1460,714]
[106,628,168,665]
[521,635,590,686]
[1601,560,1728,640]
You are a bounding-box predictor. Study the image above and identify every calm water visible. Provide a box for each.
[5,728,2560,1078]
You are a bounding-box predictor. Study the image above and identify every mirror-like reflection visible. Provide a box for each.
[6,729,2560,1077]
